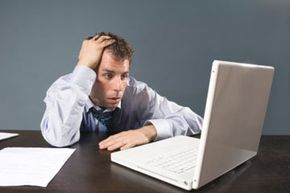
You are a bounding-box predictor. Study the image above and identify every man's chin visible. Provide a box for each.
[104,101,120,109]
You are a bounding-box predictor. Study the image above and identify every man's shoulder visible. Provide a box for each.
[127,76,149,93]
[122,77,155,107]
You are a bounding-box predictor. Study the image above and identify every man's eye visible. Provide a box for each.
[104,74,113,79]
[121,74,129,80]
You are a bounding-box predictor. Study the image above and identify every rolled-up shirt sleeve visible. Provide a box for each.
[40,65,96,147]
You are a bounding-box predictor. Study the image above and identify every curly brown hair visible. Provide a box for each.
[90,32,134,63]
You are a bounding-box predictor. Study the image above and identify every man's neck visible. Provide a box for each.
[88,95,101,107]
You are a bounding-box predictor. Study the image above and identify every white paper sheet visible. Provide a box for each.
[0,132,19,141]
[0,147,75,187]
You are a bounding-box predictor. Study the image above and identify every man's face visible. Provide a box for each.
[90,49,130,108]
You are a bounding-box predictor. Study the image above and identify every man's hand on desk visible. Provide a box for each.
[98,125,157,151]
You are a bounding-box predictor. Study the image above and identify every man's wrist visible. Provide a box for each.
[139,125,157,142]
[77,61,96,70]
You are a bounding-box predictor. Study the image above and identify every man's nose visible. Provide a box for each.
[112,77,123,91]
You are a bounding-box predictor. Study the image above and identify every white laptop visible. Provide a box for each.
[111,60,274,190]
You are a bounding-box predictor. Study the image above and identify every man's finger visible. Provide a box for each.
[99,134,123,149]
[94,35,112,42]
[92,34,100,40]
[120,142,135,151]
[107,140,126,151]
[99,133,118,145]
[98,138,113,149]
[101,39,115,47]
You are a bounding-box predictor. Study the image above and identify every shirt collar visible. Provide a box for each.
[85,97,121,113]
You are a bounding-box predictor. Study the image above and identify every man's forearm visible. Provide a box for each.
[41,66,95,147]
[40,86,86,147]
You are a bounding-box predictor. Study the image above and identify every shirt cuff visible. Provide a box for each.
[144,119,172,141]
[71,65,96,95]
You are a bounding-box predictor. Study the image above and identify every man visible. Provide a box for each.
[41,32,203,151]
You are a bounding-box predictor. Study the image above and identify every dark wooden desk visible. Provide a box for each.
[0,131,289,193]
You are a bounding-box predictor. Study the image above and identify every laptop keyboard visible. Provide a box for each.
[145,146,198,175]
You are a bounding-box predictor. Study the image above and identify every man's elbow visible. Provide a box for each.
[40,121,79,147]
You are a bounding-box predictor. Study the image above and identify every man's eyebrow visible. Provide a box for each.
[101,69,129,74]
[101,69,115,73]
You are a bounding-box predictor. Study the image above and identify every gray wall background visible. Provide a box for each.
[0,0,289,134]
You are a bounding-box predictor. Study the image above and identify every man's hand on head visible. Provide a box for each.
[99,125,157,151]
[77,35,115,70]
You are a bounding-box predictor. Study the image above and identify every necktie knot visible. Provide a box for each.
[89,107,114,129]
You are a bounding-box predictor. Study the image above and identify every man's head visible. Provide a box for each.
[89,32,134,108]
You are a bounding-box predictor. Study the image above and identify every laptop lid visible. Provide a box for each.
[193,60,274,189]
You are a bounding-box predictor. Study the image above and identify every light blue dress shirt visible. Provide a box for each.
[40,65,203,147]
